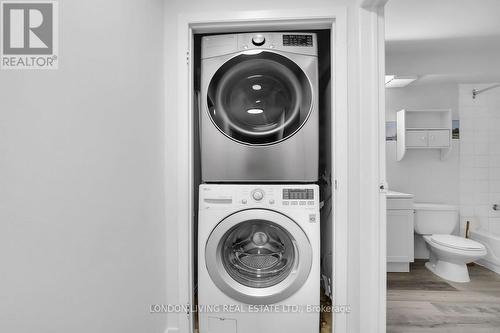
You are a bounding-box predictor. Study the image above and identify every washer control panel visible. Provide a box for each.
[281,188,315,207]
[283,188,314,200]
[200,184,319,210]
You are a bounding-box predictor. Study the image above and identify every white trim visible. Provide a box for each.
[361,0,390,9]
[376,6,387,333]
[329,8,349,333]
[357,5,387,332]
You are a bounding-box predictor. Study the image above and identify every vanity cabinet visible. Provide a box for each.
[387,193,414,272]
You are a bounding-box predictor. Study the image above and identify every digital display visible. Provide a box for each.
[283,189,314,200]
[283,34,313,47]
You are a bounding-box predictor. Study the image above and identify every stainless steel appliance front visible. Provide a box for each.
[200,32,319,182]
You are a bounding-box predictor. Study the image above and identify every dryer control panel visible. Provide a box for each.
[199,184,319,210]
[282,34,313,47]
[201,32,318,59]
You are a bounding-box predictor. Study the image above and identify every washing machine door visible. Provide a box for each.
[206,51,313,145]
[205,209,312,305]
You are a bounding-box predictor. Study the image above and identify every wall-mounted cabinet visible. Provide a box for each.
[396,109,452,161]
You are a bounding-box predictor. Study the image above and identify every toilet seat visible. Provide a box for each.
[430,234,485,251]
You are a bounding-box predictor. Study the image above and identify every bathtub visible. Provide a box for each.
[470,229,500,274]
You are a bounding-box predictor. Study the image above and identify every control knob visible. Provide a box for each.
[252,34,266,46]
[252,189,264,201]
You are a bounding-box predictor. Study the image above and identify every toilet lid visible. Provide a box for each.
[430,234,485,251]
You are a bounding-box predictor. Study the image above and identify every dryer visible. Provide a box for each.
[198,184,320,333]
[200,32,319,182]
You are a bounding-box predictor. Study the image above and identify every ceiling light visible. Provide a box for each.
[252,84,262,91]
[385,75,418,88]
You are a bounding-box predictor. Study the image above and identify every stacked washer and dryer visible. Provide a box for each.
[198,32,321,333]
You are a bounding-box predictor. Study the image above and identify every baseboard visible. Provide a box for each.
[387,262,410,272]
[476,259,500,275]
[165,328,179,333]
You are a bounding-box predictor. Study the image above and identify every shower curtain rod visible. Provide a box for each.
[472,83,500,99]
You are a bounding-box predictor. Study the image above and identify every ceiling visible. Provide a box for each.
[386,0,500,42]
[385,0,500,84]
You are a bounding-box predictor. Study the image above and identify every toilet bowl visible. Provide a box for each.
[423,234,487,283]
[414,203,487,283]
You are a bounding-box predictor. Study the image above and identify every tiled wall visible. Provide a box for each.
[459,84,500,235]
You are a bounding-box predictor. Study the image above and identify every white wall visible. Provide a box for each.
[0,1,166,333]
[459,84,500,236]
[386,84,460,205]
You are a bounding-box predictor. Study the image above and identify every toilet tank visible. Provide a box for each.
[413,203,458,235]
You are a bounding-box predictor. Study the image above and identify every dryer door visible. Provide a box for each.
[205,209,312,305]
[206,51,313,145]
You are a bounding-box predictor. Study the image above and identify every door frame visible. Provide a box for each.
[175,8,348,333]
[173,3,386,333]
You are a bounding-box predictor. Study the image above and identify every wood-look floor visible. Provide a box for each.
[387,260,500,333]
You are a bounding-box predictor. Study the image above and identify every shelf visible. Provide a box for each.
[396,109,452,161]
[404,109,450,112]
[406,127,449,131]
[406,146,450,149]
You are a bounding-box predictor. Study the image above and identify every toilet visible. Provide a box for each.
[414,203,487,283]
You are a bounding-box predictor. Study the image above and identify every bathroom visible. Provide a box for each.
[384,1,500,331]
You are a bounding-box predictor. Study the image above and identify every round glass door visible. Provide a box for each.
[206,51,313,145]
[221,220,295,288]
[205,209,312,305]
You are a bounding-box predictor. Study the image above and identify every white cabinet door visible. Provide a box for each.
[406,130,428,147]
[428,129,450,147]
[387,210,414,263]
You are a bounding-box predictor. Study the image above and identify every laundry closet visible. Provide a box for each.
[190,30,333,333]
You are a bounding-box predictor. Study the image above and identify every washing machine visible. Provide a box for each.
[200,32,319,182]
[198,184,320,333]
